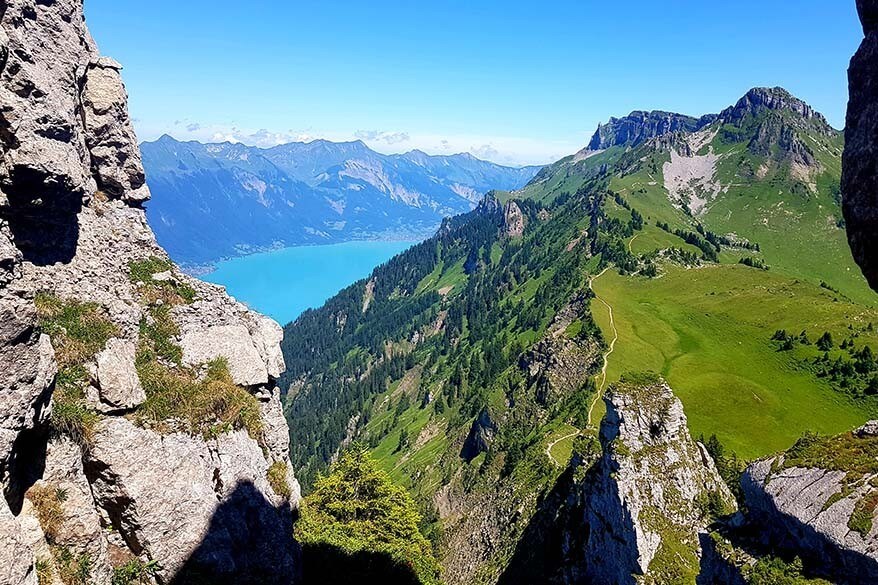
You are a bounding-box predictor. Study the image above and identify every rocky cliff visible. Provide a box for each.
[843,0,878,291]
[567,377,736,584]
[0,1,299,583]
[741,422,878,583]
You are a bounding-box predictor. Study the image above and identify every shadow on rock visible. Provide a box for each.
[168,481,299,585]
[1,168,82,265]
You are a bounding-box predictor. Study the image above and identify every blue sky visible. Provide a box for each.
[85,1,862,166]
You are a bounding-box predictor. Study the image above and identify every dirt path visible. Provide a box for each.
[587,268,618,427]
[628,233,639,254]
[546,430,580,466]
[547,268,619,466]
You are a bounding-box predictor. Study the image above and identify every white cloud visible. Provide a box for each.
[354,130,411,145]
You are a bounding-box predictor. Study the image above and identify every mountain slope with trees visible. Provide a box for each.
[280,87,878,584]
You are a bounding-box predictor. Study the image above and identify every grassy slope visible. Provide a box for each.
[592,264,878,458]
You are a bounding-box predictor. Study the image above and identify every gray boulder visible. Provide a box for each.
[94,338,145,412]
[86,417,298,583]
[180,324,270,387]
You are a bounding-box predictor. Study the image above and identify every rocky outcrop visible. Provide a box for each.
[81,57,150,204]
[584,110,714,152]
[502,201,526,238]
[520,292,603,406]
[460,408,498,462]
[843,0,878,291]
[719,87,833,131]
[85,418,297,583]
[0,1,299,583]
[740,422,878,583]
[567,377,736,584]
[92,338,145,412]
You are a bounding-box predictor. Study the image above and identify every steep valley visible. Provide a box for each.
[282,85,878,583]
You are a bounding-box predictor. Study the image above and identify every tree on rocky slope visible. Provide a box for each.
[295,448,442,585]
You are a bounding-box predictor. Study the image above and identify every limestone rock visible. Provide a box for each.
[856,419,878,437]
[569,377,736,584]
[94,338,144,412]
[460,408,497,462]
[0,298,55,479]
[24,439,113,584]
[86,417,298,583]
[741,445,878,581]
[181,324,269,387]
[503,201,526,237]
[81,57,150,204]
[0,497,36,585]
[843,0,878,290]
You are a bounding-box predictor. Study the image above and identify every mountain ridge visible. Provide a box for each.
[141,135,542,266]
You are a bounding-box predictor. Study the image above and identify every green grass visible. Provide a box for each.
[701,168,875,307]
[591,264,878,458]
[35,293,118,367]
[546,424,578,465]
[629,224,702,257]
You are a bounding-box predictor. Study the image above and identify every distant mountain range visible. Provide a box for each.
[140,136,542,265]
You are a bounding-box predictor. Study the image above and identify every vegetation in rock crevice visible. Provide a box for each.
[35,293,118,445]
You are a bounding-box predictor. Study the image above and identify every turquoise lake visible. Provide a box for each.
[201,241,417,326]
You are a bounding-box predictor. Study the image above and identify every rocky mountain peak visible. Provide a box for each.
[719,86,833,130]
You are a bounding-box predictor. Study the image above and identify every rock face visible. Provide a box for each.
[567,378,736,584]
[584,110,715,152]
[741,422,878,583]
[460,408,497,462]
[86,418,297,583]
[94,338,145,412]
[843,0,878,291]
[0,1,300,583]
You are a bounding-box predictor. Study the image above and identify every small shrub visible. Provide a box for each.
[35,293,118,367]
[35,558,53,585]
[295,448,442,585]
[111,559,160,585]
[848,491,878,537]
[267,461,292,499]
[54,547,92,585]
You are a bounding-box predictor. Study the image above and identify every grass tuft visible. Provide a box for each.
[50,366,99,446]
[35,293,118,367]
[128,256,196,305]
[27,483,65,543]
[136,356,263,442]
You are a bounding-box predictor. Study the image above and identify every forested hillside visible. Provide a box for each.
[281,87,878,584]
